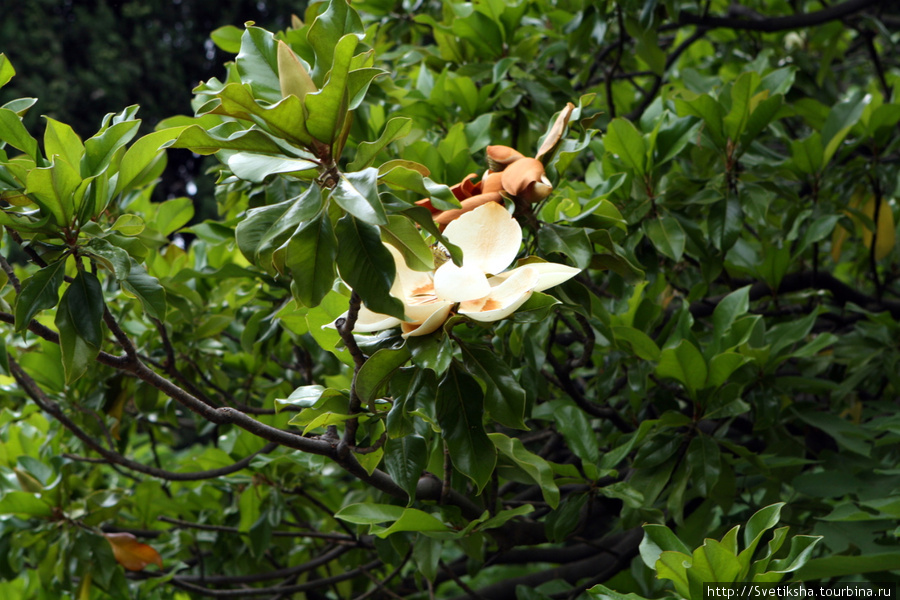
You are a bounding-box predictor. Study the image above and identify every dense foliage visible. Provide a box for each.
[1,0,899,598]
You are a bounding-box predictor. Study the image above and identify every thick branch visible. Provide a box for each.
[678,0,884,33]
[688,271,900,320]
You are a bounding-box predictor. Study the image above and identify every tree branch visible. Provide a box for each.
[677,0,884,33]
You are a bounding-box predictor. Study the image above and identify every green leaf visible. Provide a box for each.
[737,503,784,575]
[0,108,39,160]
[436,363,496,492]
[278,40,316,102]
[723,71,760,142]
[795,552,900,580]
[656,550,692,598]
[640,524,692,569]
[335,214,404,319]
[227,153,317,183]
[709,194,743,252]
[686,435,720,496]
[332,167,387,225]
[379,164,459,211]
[349,117,413,171]
[152,196,194,237]
[605,118,647,175]
[643,215,685,262]
[675,93,726,148]
[161,122,285,155]
[613,325,661,361]
[82,118,141,176]
[236,26,282,104]
[822,94,868,164]
[15,260,67,332]
[656,340,707,396]
[305,34,358,145]
[285,212,337,308]
[459,344,527,430]
[335,504,449,538]
[66,271,104,347]
[121,262,167,320]
[210,25,243,53]
[384,435,427,505]
[84,238,131,279]
[550,401,599,464]
[55,274,103,384]
[109,214,145,236]
[686,539,742,598]
[355,346,411,407]
[766,535,822,573]
[707,353,750,389]
[537,223,593,269]
[307,0,364,84]
[381,215,433,272]
[0,491,52,518]
[489,433,559,508]
[43,118,84,168]
[0,53,15,89]
[713,286,750,339]
[25,158,81,227]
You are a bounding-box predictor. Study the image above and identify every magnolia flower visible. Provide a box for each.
[417,145,554,229]
[341,201,580,337]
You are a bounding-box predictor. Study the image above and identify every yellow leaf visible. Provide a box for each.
[861,197,896,261]
[277,41,316,101]
[104,532,163,571]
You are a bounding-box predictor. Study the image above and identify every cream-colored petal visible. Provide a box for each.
[433,262,491,302]
[491,261,580,292]
[528,262,581,292]
[326,306,401,333]
[384,243,434,299]
[401,303,453,338]
[443,201,521,275]
[459,266,539,322]
[404,296,452,325]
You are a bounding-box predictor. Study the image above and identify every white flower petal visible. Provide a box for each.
[402,303,453,337]
[443,201,521,275]
[384,244,433,298]
[527,262,581,292]
[433,262,491,302]
[326,306,401,333]
[459,266,539,322]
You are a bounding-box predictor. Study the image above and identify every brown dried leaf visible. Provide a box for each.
[104,532,163,571]
[535,102,575,162]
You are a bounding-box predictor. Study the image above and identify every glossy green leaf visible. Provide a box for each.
[489,433,559,508]
[640,524,692,569]
[709,195,742,252]
[307,0,365,84]
[82,118,141,176]
[379,164,459,211]
[210,25,243,53]
[227,153,317,183]
[335,214,404,319]
[305,34,358,145]
[436,363,496,492]
[383,435,427,505]
[459,344,527,430]
[686,435,720,496]
[537,223,592,269]
[121,262,167,320]
[355,346,411,406]
[643,215,685,262]
[152,196,194,237]
[795,552,900,580]
[656,340,707,396]
[349,117,413,171]
[160,122,285,155]
[604,118,647,174]
[55,274,103,384]
[43,118,84,168]
[0,53,14,89]
[236,26,282,104]
[332,167,387,225]
[25,158,80,227]
[285,212,337,309]
[0,108,39,160]
[381,215,433,272]
[0,491,52,518]
[15,260,67,332]
[613,326,661,361]
[707,353,749,389]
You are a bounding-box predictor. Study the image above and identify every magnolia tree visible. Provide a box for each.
[1,0,899,598]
